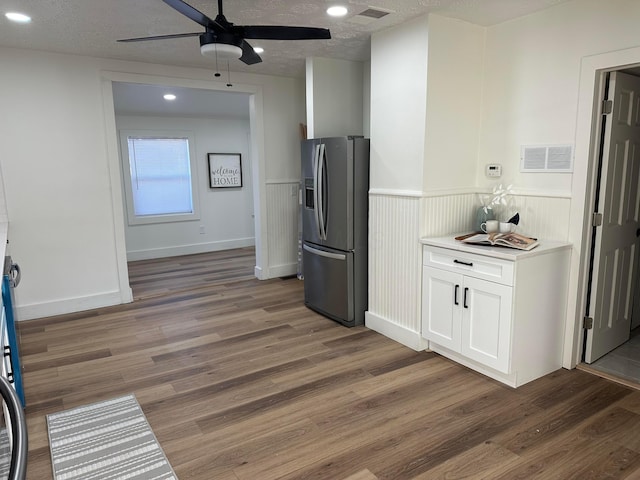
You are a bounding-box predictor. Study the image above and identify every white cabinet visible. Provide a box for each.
[461,275,512,372]
[421,267,461,352]
[421,237,571,387]
[422,258,512,374]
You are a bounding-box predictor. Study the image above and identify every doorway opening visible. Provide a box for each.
[581,327,640,388]
[100,71,269,304]
[579,66,640,387]
[112,82,255,253]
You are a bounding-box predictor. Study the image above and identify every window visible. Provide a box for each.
[120,130,200,225]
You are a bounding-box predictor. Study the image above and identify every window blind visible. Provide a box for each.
[127,137,194,216]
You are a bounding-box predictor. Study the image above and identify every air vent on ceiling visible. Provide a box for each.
[359,8,390,19]
[348,7,393,25]
[521,144,574,172]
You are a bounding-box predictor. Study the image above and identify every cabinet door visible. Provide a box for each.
[421,266,462,351]
[461,276,513,373]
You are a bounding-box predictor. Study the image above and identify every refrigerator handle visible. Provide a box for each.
[317,143,327,240]
[303,244,346,260]
[313,144,322,238]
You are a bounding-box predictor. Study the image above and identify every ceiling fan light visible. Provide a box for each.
[326,6,348,17]
[5,12,31,23]
[200,43,242,60]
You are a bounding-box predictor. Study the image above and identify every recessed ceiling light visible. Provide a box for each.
[163,94,176,101]
[5,12,31,23]
[326,6,348,17]
[253,47,264,54]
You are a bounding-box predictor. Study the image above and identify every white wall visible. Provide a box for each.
[115,115,255,260]
[366,16,430,348]
[0,46,304,319]
[369,15,429,193]
[478,0,640,195]
[261,77,305,182]
[0,49,125,319]
[424,15,484,192]
[367,14,487,348]
[363,60,371,139]
[305,57,364,138]
[0,163,8,223]
[479,0,640,367]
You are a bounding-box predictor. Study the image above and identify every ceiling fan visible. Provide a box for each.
[118,0,331,65]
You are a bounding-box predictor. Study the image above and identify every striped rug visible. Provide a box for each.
[0,427,10,477]
[46,394,177,480]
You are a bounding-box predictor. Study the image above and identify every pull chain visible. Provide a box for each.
[214,44,221,77]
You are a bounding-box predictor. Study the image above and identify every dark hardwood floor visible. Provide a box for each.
[17,248,640,479]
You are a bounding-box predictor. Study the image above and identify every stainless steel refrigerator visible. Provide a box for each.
[301,136,369,327]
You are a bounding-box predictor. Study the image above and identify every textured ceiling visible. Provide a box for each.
[0,0,572,78]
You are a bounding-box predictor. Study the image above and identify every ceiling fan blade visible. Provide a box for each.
[162,0,219,29]
[118,32,202,43]
[236,25,331,41]
[239,40,262,65]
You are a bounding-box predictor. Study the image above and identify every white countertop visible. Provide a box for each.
[420,234,571,261]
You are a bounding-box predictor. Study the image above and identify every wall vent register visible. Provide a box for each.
[520,144,573,172]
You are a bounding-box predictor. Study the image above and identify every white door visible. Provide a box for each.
[461,277,513,374]
[421,266,462,352]
[585,71,640,363]
[633,255,640,330]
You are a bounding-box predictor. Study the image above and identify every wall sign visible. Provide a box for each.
[208,153,242,188]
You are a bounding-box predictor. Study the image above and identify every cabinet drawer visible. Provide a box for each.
[423,246,514,286]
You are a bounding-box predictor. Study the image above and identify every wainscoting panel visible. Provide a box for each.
[266,181,299,277]
[421,193,478,237]
[509,195,572,241]
[368,194,423,340]
[420,193,572,241]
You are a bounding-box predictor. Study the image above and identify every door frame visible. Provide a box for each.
[99,71,269,303]
[567,47,640,368]
[582,71,640,362]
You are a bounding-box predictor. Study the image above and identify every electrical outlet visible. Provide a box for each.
[199,225,205,234]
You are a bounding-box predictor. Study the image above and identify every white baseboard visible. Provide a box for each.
[365,311,428,351]
[126,238,255,262]
[254,265,264,279]
[253,263,296,280]
[268,263,297,278]
[17,290,130,321]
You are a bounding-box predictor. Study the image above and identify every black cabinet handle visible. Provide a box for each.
[454,285,459,305]
[454,259,473,267]
[464,287,469,308]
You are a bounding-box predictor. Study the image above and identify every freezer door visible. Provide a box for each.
[302,243,354,325]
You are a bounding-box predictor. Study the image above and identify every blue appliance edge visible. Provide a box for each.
[2,275,24,408]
